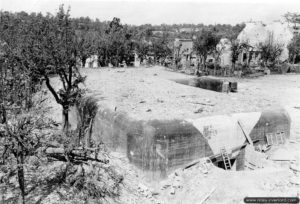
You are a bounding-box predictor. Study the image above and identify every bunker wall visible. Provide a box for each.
[91,106,291,177]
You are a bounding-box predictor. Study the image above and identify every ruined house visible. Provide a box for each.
[205,38,233,67]
[174,37,233,70]
[174,38,196,66]
[237,21,294,65]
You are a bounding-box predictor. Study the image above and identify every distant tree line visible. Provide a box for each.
[0,8,247,68]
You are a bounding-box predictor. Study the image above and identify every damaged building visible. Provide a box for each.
[237,21,294,66]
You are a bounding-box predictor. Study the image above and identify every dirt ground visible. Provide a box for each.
[45,66,300,204]
[78,66,300,121]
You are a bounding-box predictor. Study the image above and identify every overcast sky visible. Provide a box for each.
[1,0,300,25]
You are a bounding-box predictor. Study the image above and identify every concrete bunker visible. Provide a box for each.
[91,107,290,178]
[172,76,238,92]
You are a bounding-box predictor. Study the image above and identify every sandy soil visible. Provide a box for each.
[78,66,300,121]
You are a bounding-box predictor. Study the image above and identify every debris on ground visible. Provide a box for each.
[194,108,204,114]
[244,145,267,170]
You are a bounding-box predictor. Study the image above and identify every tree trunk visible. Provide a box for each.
[17,145,25,204]
[203,56,207,72]
[0,104,6,124]
[81,58,87,68]
[264,60,267,68]
[293,55,296,65]
[198,56,202,72]
[86,118,94,148]
[213,57,217,76]
[62,106,70,133]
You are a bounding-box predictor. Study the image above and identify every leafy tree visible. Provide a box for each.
[230,41,250,70]
[288,34,300,64]
[230,41,240,70]
[75,29,97,67]
[258,34,283,67]
[193,29,220,71]
[151,32,172,64]
[226,23,246,41]
[0,103,53,204]
[0,15,52,202]
[0,8,123,203]
[17,6,86,132]
[135,41,151,63]
[96,17,135,67]
[173,40,183,68]
[284,12,300,28]
[96,34,110,67]
[133,27,153,63]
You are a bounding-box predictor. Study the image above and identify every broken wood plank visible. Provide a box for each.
[188,101,215,106]
[244,164,255,170]
[45,147,109,164]
[237,120,253,146]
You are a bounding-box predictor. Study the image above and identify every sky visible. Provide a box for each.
[1,0,300,25]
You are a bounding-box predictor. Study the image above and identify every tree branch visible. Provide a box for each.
[44,75,62,105]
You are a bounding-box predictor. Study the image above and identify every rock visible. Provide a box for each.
[194,108,204,114]
[138,183,154,198]
[172,179,182,188]
[264,69,271,75]
[161,184,171,190]
[200,167,208,174]
[152,191,160,196]
[170,187,175,195]
[157,99,164,103]
[146,109,152,112]
[204,98,211,103]
[138,183,148,192]
[290,177,300,185]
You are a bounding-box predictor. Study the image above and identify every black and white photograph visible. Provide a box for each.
[1,0,300,203]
